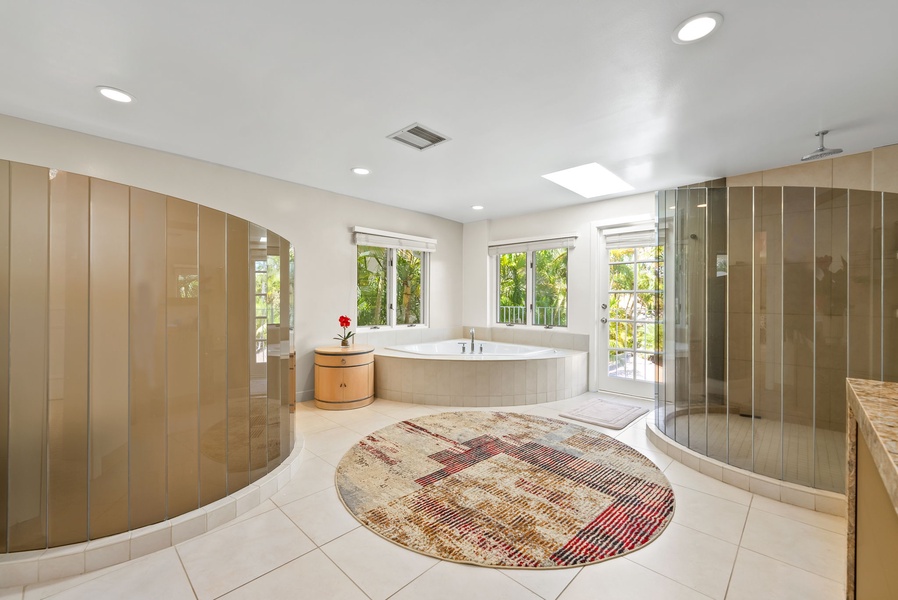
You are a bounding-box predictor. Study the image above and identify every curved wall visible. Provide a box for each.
[0,159,295,553]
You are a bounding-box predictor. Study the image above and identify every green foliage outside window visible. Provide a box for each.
[497,248,568,326]
[534,248,567,326]
[395,249,422,325]
[357,245,387,326]
[498,252,527,323]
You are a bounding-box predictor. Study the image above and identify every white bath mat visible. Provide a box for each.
[560,398,649,430]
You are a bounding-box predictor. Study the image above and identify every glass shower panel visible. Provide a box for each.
[266,232,282,469]
[0,162,9,553]
[686,188,708,455]
[8,163,50,550]
[166,197,199,517]
[781,187,815,487]
[48,172,90,546]
[706,188,728,463]
[89,179,130,539]
[656,190,676,436]
[753,187,783,480]
[198,206,228,506]
[226,216,250,493]
[249,223,268,482]
[673,189,690,448]
[128,188,167,528]
[883,193,898,383]
[815,188,848,492]
[848,190,878,381]
[727,187,754,471]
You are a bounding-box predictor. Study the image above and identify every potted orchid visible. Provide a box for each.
[334,315,355,347]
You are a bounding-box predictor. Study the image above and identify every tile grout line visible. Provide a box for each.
[619,556,718,599]
[382,560,443,599]
[747,502,846,536]
[172,545,201,600]
[721,494,756,598]
[736,497,847,587]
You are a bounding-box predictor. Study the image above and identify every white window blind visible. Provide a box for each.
[352,226,437,252]
[487,233,578,256]
[601,223,656,249]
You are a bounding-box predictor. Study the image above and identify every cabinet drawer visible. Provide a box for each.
[315,351,373,368]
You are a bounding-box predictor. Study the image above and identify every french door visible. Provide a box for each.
[597,237,664,398]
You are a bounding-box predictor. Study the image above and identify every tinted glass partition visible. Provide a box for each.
[656,186,898,493]
[0,160,295,553]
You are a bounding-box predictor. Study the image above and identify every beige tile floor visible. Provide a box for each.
[1,394,847,600]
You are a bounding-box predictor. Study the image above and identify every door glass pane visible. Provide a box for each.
[637,262,656,290]
[533,248,567,327]
[357,245,387,326]
[498,252,526,324]
[609,293,632,319]
[606,244,664,383]
[609,248,634,263]
[609,263,634,290]
[637,293,662,320]
[608,351,634,378]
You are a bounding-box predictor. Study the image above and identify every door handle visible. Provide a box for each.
[601,303,607,310]
[600,317,608,324]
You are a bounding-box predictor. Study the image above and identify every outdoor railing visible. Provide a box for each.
[497,305,566,326]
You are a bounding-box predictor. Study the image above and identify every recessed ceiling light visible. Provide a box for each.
[96,86,133,103]
[472,205,484,210]
[351,167,370,175]
[672,13,722,44]
[542,163,634,199]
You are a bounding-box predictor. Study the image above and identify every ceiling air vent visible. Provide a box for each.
[387,123,450,150]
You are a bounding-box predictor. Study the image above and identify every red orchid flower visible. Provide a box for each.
[339,315,351,328]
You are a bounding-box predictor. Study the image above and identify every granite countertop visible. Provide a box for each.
[846,378,898,515]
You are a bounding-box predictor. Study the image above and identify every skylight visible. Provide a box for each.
[542,163,634,198]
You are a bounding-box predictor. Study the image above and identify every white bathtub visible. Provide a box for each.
[388,339,554,358]
[374,339,588,407]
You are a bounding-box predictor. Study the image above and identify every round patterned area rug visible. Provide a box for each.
[335,411,675,569]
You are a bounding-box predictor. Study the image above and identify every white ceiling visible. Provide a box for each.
[1,1,897,223]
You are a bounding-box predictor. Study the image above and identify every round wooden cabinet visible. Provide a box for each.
[313,345,375,410]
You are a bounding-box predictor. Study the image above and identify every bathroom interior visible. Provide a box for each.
[1,2,898,599]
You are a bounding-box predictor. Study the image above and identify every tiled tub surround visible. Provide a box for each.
[646,420,847,517]
[0,434,307,587]
[845,378,898,598]
[353,325,589,353]
[374,346,588,407]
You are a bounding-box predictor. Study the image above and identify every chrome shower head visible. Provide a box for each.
[801,130,842,161]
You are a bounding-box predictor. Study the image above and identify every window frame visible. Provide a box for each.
[356,244,429,330]
[495,245,569,328]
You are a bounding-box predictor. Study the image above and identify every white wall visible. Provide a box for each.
[462,193,656,389]
[0,114,464,398]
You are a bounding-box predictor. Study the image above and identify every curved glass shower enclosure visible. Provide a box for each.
[655,186,898,493]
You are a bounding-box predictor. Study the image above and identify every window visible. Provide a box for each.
[491,234,576,327]
[354,227,435,328]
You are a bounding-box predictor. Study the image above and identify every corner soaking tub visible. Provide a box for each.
[374,339,588,407]
[390,339,556,358]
